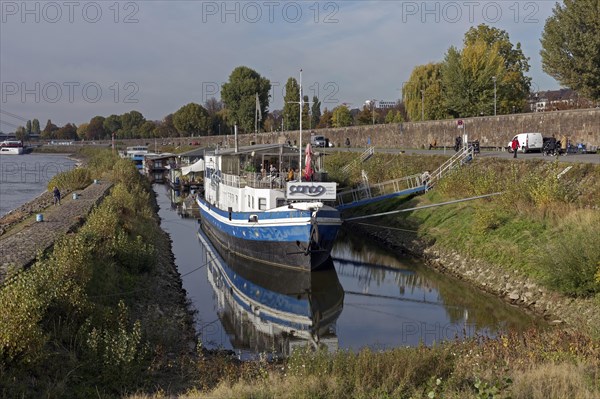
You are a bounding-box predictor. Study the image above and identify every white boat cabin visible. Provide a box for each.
[204,144,328,213]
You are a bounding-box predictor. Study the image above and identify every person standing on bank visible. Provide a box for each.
[511,137,520,158]
[53,186,61,205]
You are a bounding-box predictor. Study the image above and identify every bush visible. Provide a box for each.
[81,301,149,389]
[536,210,600,296]
[47,167,92,192]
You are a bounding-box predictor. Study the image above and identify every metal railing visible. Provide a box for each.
[341,146,375,174]
[428,145,474,188]
[220,172,287,190]
[336,174,422,207]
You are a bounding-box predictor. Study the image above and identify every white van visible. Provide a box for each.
[507,133,543,153]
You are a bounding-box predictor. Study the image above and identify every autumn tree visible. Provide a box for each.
[86,116,106,140]
[331,106,352,127]
[464,24,531,112]
[221,66,271,133]
[55,123,78,140]
[31,119,40,135]
[25,120,32,135]
[41,119,59,140]
[302,95,311,129]
[443,41,505,118]
[311,96,321,129]
[317,108,333,128]
[403,63,446,121]
[282,77,300,131]
[103,114,122,135]
[77,123,89,140]
[15,126,27,141]
[31,118,41,135]
[173,103,210,136]
[155,114,178,138]
[138,121,157,138]
[540,0,600,100]
[356,105,373,125]
[120,111,145,138]
[205,97,228,135]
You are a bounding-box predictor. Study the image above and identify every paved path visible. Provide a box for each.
[0,181,112,284]
[328,147,600,164]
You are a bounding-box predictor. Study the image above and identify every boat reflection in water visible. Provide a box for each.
[199,230,344,358]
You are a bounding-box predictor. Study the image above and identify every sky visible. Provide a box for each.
[0,0,560,131]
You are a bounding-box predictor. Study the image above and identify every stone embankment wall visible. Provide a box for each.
[124,108,599,150]
[348,222,600,332]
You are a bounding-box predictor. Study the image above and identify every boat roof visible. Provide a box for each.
[208,143,299,157]
[178,147,209,157]
[144,152,176,160]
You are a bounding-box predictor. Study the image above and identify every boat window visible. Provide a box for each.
[258,198,267,210]
[276,197,286,207]
[247,195,251,208]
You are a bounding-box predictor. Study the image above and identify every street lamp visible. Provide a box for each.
[492,76,497,116]
[371,99,376,125]
[420,90,424,121]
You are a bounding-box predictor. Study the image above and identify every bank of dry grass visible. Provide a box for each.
[125,329,600,399]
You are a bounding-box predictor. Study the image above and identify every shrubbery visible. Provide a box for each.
[0,150,168,397]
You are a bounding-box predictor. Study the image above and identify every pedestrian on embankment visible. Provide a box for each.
[53,186,61,205]
[511,137,520,158]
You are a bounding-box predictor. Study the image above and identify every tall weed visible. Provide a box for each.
[536,210,600,296]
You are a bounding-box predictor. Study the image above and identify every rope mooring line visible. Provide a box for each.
[344,192,505,222]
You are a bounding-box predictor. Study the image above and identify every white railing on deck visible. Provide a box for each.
[221,172,286,190]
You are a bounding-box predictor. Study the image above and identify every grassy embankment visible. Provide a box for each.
[3,150,600,398]
[327,152,600,300]
[0,149,196,398]
[136,153,600,398]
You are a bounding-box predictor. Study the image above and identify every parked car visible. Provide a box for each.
[311,135,331,148]
[507,132,543,153]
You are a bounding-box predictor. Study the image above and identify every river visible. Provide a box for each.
[154,184,543,358]
[0,153,77,216]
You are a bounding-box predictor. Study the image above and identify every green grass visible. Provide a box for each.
[330,154,600,297]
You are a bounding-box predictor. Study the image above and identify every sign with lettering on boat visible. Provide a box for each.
[286,182,337,201]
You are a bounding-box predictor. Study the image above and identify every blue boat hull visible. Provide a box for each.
[198,198,341,271]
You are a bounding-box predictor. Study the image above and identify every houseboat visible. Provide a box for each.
[197,143,341,272]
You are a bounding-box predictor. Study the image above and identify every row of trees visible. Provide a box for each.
[403,24,532,120]
[14,1,598,140]
[402,0,599,121]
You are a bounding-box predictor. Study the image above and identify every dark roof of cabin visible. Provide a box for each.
[178,147,209,157]
[208,144,299,157]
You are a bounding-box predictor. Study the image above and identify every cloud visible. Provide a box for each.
[0,0,559,130]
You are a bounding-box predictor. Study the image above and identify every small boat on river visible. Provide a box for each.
[0,140,24,155]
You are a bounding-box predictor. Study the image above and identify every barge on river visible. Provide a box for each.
[197,143,341,272]
[0,140,24,155]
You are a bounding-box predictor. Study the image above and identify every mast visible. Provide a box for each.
[299,69,303,174]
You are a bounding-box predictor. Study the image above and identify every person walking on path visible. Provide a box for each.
[53,186,61,205]
[511,137,520,158]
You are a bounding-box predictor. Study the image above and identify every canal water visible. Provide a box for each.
[0,153,77,216]
[155,184,542,358]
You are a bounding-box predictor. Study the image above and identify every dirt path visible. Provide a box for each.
[0,181,112,283]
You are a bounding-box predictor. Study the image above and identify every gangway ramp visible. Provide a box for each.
[335,145,475,211]
[336,174,425,211]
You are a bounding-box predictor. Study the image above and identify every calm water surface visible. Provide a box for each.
[155,185,542,357]
[0,153,76,216]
